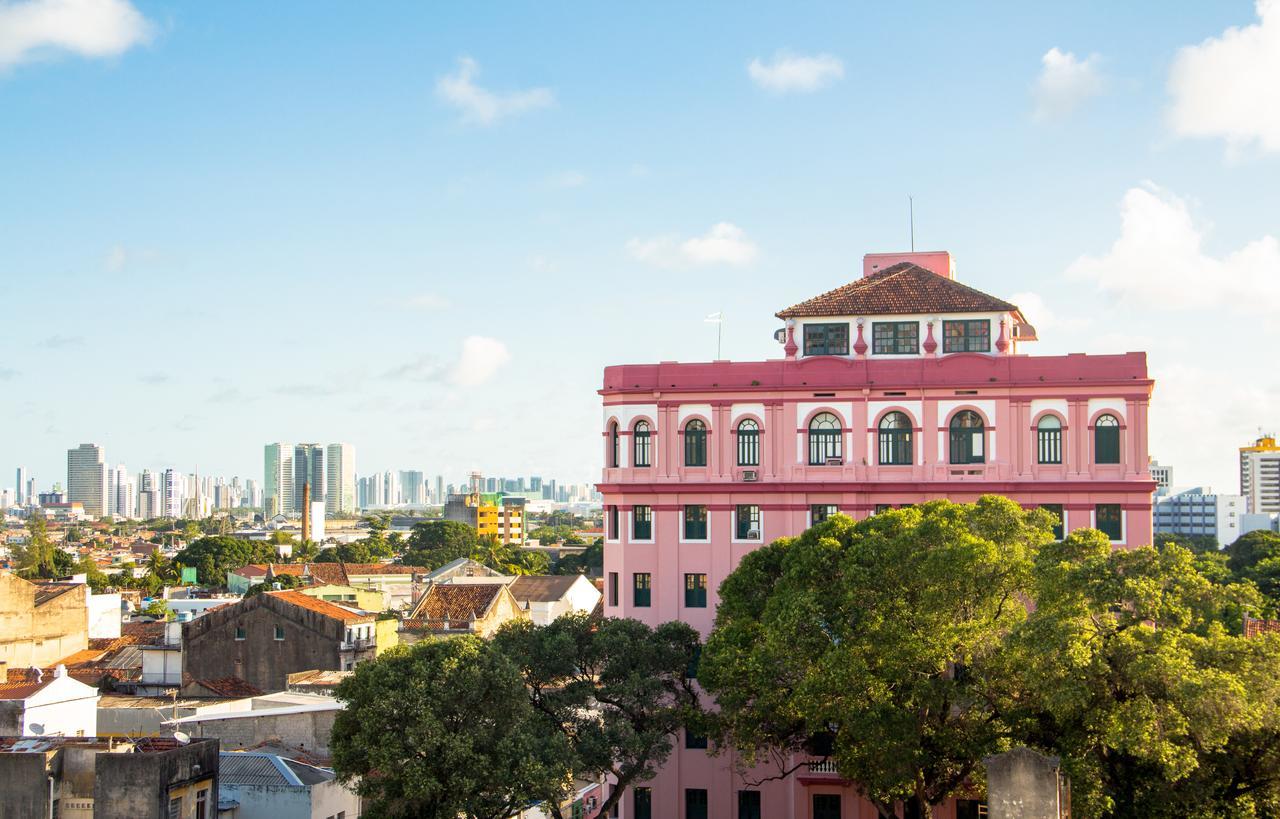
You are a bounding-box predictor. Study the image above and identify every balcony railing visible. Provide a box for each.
[340,638,375,651]
[807,760,839,774]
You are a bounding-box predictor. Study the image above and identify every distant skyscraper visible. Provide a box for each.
[161,468,183,518]
[400,470,425,505]
[326,443,356,515]
[1149,459,1173,495]
[108,464,133,518]
[15,467,26,505]
[264,443,294,518]
[66,443,107,517]
[381,470,400,506]
[434,475,444,505]
[1241,435,1280,515]
[293,444,325,513]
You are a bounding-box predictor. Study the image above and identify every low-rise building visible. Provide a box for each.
[0,735,219,819]
[0,663,100,737]
[218,751,360,819]
[507,574,602,626]
[403,582,526,639]
[183,590,397,693]
[164,692,342,759]
[0,571,89,676]
[1154,487,1245,546]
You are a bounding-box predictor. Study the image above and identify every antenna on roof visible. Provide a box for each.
[909,196,915,252]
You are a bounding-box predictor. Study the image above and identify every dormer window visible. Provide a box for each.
[872,321,919,355]
[803,323,849,356]
[943,320,991,353]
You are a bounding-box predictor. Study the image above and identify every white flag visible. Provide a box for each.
[704,312,723,323]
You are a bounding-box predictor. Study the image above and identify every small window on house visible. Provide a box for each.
[684,419,708,467]
[235,626,246,641]
[608,572,618,607]
[878,411,913,465]
[737,418,760,466]
[735,505,760,539]
[803,322,850,356]
[683,505,708,540]
[1096,504,1123,541]
[874,504,892,515]
[633,788,652,819]
[608,421,620,468]
[633,420,651,467]
[1041,504,1065,540]
[949,411,985,464]
[685,789,709,819]
[195,789,209,819]
[608,505,619,540]
[943,319,991,353]
[633,505,652,540]
[274,625,285,641]
[1037,416,1063,464]
[685,729,708,749]
[808,412,842,465]
[684,573,708,608]
[872,321,919,354]
[633,573,651,607]
[168,797,182,819]
[738,791,762,819]
[811,504,838,524]
[1095,414,1121,464]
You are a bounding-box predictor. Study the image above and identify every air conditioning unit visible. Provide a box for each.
[741,470,759,482]
[825,457,844,466]
[746,530,761,540]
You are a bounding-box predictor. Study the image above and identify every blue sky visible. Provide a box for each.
[2,1,1278,493]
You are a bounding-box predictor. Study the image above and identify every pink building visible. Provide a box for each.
[597,252,1155,819]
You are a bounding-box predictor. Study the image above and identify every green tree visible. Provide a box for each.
[332,637,573,819]
[173,536,274,588]
[701,498,1049,818]
[999,532,1280,818]
[1227,530,1280,605]
[361,513,394,559]
[493,614,704,819]
[243,573,305,597]
[553,539,603,576]
[14,515,75,579]
[140,599,170,619]
[401,520,478,569]
[75,556,110,593]
[145,548,179,584]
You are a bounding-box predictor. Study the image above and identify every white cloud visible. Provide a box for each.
[1032,47,1105,121]
[406,293,450,311]
[0,0,153,70]
[435,56,554,125]
[1066,183,1280,312]
[626,222,759,268]
[1168,0,1280,154]
[450,336,510,386]
[747,51,843,93]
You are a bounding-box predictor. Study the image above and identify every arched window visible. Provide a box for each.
[949,411,985,464]
[737,419,760,466]
[878,412,913,465]
[1036,416,1062,465]
[684,419,707,467]
[608,421,620,468]
[633,420,652,468]
[808,412,843,465]
[1095,414,1120,464]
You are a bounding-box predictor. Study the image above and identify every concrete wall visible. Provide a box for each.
[985,747,1064,819]
[218,783,313,819]
[95,740,220,819]
[0,747,48,817]
[185,709,339,757]
[87,592,122,639]
[0,573,89,671]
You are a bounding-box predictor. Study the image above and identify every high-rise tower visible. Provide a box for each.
[66,443,107,517]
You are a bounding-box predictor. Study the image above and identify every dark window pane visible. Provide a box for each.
[737,419,760,466]
[814,794,842,819]
[633,505,652,540]
[683,505,707,540]
[949,411,985,464]
[878,411,913,465]
[608,572,618,606]
[685,789,708,819]
[633,788,652,819]
[685,729,708,749]
[811,504,838,523]
[684,420,707,467]
[1040,504,1065,540]
[735,505,760,539]
[803,323,850,356]
[1037,417,1063,465]
[1095,415,1121,464]
[942,319,991,353]
[738,791,761,819]
[608,505,618,539]
[633,573,651,607]
[808,412,843,465]
[633,421,651,467]
[872,321,920,354]
[684,573,707,608]
[1096,504,1123,540]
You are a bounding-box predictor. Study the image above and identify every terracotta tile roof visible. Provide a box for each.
[341,563,418,575]
[120,621,168,646]
[0,678,55,699]
[304,563,349,586]
[509,575,580,603]
[32,582,81,605]
[776,262,1018,319]
[233,564,272,578]
[410,583,505,622]
[1245,617,1280,638]
[193,677,264,698]
[268,590,372,623]
[400,618,473,633]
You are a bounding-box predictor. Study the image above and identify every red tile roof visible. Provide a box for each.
[776,262,1018,319]
[1245,617,1280,638]
[268,590,372,623]
[192,677,264,698]
[409,584,506,622]
[341,563,418,575]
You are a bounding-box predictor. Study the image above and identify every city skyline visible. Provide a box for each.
[2,3,1279,492]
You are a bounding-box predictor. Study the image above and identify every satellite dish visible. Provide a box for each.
[173,731,191,744]
[29,724,44,736]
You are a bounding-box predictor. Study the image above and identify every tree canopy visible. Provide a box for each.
[332,637,573,819]
[13,515,75,579]
[173,535,275,587]
[401,520,478,569]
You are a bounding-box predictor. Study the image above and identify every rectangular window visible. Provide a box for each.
[274,625,285,641]
[235,626,246,641]
[684,573,708,608]
[735,505,760,539]
[608,505,619,539]
[813,794,841,819]
[196,789,209,819]
[738,790,762,819]
[685,729,708,749]
[1096,504,1123,541]
[942,319,991,353]
[633,573,651,608]
[811,504,838,524]
[1041,504,1065,540]
[685,788,708,819]
[633,425,651,467]
[1038,426,1063,464]
[872,321,919,354]
[803,323,850,356]
[608,572,618,607]
[874,504,892,515]
[168,797,182,819]
[683,505,708,540]
[737,423,760,466]
[1095,424,1121,464]
[633,505,652,540]
[633,788,652,819]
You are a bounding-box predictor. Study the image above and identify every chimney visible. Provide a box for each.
[863,251,955,280]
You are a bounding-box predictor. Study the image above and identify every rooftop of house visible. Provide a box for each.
[409,583,507,622]
[219,752,335,788]
[508,575,586,603]
[0,736,207,754]
[775,261,1020,320]
[268,589,374,623]
[1245,617,1280,638]
[189,676,265,698]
